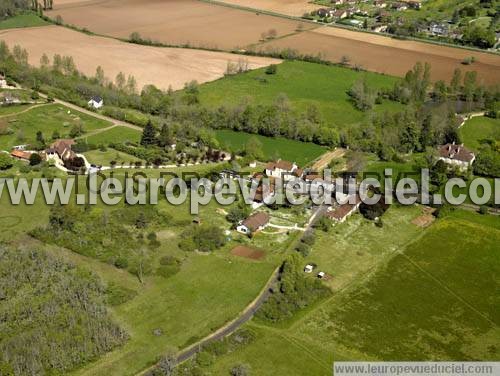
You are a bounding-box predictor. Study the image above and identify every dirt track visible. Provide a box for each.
[0,26,279,91]
[260,27,500,83]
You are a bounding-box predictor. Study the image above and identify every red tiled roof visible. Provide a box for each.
[242,212,270,232]
[10,150,32,160]
[265,159,295,171]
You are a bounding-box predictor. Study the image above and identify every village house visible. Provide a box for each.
[428,22,449,37]
[332,9,348,19]
[265,159,302,181]
[88,95,104,109]
[46,139,77,162]
[237,212,270,235]
[373,0,387,8]
[0,74,7,89]
[403,0,421,9]
[438,143,475,169]
[326,195,361,224]
[392,2,408,11]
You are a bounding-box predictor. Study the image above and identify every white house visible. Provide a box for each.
[265,159,302,181]
[236,212,270,235]
[88,96,104,109]
[438,143,475,169]
[0,74,7,89]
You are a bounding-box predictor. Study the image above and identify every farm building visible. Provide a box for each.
[237,212,270,234]
[438,143,475,169]
[10,150,33,162]
[88,96,104,109]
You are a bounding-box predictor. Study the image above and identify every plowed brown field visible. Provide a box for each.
[0,26,279,90]
[47,0,313,50]
[260,27,500,83]
[47,0,500,83]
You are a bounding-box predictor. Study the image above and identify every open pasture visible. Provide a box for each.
[215,129,326,166]
[48,0,312,50]
[0,25,279,91]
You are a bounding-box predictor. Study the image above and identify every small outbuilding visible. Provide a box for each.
[237,212,270,235]
[88,95,104,109]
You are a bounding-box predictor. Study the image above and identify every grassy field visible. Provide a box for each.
[216,129,326,166]
[0,103,111,149]
[0,13,49,30]
[83,125,141,145]
[460,116,500,151]
[199,61,402,127]
[83,148,144,166]
[205,208,500,374]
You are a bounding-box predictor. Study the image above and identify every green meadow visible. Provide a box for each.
[0,103,111,149]
[0,13,49,30]
[216,129,326,166]
[460,116,500,151]
[204,209,500,375]
[199,61,402,128]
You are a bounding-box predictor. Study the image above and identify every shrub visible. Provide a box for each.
[265,64,278,75]
[0,153,13,170]
[29,153,42,166]
[479,205,489,215]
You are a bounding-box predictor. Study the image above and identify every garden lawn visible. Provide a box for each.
[83,148,144,166]
[460,116,500,151]
[216,129,326,166]
[0,103,111,149]
[199,60,402,127]
[83,126,141,145]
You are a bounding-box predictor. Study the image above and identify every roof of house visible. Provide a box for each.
[90,95,103,102]
[10,150,32,160]
[242,212,270,232]
[326,196,361,221]
[265,159,295,172]
[50,139,76,160]
[439,143,475,163]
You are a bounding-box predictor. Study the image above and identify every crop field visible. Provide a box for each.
[460,116,500,151]
[259,27,500,83]
[200,60,402,126]
[215,129,326,166]
[0,103,111,150]
[204,209,500,375]
[0,26,279,91]
[215,0,322,16]
[45,0,500,82]
[47,0,313,50]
